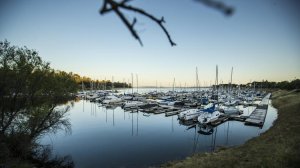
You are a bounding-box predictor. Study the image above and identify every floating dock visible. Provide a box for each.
[245,93,271,127]
[210,115,229,126]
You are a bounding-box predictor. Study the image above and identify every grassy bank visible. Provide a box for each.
[163,90,300,168]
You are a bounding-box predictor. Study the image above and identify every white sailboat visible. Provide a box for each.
[198,110,221,124]
[178,103,215,121]
[102,95,123,104]
[122,101,145,109]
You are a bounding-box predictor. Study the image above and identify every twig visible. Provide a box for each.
[195,0,234,16]
[100,0,176,46]
[100,0,234,46]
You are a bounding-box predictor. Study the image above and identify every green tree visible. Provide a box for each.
[0,40,75,167]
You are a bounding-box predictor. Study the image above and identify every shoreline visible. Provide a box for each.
[162,89,300,168]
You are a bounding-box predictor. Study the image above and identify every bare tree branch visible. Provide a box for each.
[100,0,234,46]
[100,0,176,46]
[195,0,234,16]
[120,4,176,46]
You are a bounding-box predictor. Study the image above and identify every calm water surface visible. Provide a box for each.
[40,89,277,168]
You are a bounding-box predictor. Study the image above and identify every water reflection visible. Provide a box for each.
[0,98,74,167]
[198,125,214,135]
[39,99,277,168]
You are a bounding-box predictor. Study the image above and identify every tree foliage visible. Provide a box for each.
[248,80,300,90]
[0,40,75,167]
[213,80,300,90]
[74,75,131,90]
[0,40,78,101]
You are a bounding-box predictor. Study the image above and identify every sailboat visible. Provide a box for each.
[198,65,221,124]
[178,103,216,121]
[77,81,87,98]
[222,67,243,115]
[102,95,123,104]
[197,110,221,124]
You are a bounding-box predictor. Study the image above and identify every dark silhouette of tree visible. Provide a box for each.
[0,40,75,167]
[100,0,234,46]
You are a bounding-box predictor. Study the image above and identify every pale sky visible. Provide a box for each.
[1,0,300,86]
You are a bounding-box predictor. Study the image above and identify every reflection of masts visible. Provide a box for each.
[171,116,174,132]
[226,121,230,145]
[113,109,115,126]
[90,103,93,116]
[83,100,84,112]
[95,103,97,115]
[131,112,133,136]
[106,108,107,123]
[211,126,218,151]
[192,126,200,153]
[136,112,139,136]
[91,103,96,117]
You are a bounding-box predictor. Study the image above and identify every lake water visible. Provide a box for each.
[39,89,277,168]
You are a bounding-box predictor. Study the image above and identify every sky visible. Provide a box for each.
[1,0,300,86]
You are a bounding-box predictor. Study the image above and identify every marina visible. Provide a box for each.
[1,0,299,167]
[77,87,272,128]
[39,88,277,168]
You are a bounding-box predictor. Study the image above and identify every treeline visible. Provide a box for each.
[0,40,131,100]
[72,74,131,90]
[245,80,300,90]
[214,80,300,90]
[0,40,78,100]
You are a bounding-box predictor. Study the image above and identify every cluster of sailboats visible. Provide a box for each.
[76,66,265,126]
[76,87,265,126]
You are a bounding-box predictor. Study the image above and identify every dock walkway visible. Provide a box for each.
[245,93,271,127]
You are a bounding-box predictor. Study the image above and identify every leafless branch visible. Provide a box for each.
[100,0,176,46]
[100,0,234,46]
[195,0,234,16]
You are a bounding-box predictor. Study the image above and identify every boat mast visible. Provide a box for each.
[112,76,114,91]
[123,78,125,94]
[173,78,175,92]
[90,81,92,92]
[196,67,199,91]
[81,81,84,92]
[215,65,219,102]
[230,66,233,92]
[136,74,138,94]
[104,77,106,90]
[131,73,134,95]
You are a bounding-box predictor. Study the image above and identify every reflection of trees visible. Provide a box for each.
[0,99,74,167]
[2,102,71,139]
